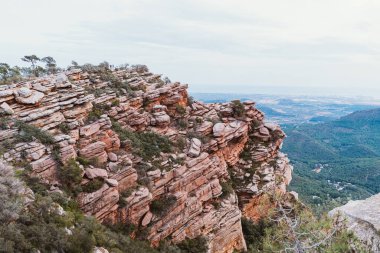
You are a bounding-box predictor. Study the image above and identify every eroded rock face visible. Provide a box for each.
[0,67,294,253]
[329,194,380,252]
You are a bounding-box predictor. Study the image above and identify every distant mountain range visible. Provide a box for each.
[192,92,379,124]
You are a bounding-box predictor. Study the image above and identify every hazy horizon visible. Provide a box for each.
[2,0,380,98]
[189,85,380,99]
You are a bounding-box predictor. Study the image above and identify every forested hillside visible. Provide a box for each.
[284,108,380,212]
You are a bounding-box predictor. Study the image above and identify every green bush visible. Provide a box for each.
[231,100,245,117]
[175,104,186,115]
[111,120,172,161]
[82,178,104,193]
[111,99,120,106]
[150,196,177,216]
[241,217,273,251]
[0,116,11,130]
[59,123,70,134]
[86,104,110,122]
[14,120,55,145]
[177,119,188,130]
[58,159,83,196]
[220,181,234,199]
[176,236,208,253]
[76,156,91,166]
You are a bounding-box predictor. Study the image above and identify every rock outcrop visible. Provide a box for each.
[0,65,294,253]
[329,193,380,252]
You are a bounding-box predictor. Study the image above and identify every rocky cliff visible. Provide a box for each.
[0,65,293,253]
[330,193,380,252]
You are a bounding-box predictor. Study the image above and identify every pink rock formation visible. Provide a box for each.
[0,66,294,253]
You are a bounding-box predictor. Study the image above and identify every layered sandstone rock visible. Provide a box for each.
[0,66,294,253]
[329,194,380,252]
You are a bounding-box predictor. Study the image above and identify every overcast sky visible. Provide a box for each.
[2,0,380,96]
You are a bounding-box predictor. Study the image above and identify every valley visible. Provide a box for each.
[195,93,380,213]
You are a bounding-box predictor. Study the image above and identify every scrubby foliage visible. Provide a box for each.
[175,104,186,115]
[150,195,177,216]
[220,181,234,199]
[231,100,245,117]
[0,161,24,224]
[86,104,111,122]
[14,120,55,145]
[176,236,208,253]
[111,120,172,160]
[59,123,71,134]
[82,178,104,193]
[0,160,165,253]
[58,158,83,196]
[241,194,367,253]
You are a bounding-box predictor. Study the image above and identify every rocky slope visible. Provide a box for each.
[0,65,294,253]
[330,193,380,252]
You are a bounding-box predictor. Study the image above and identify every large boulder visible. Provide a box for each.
[15,88,45,105]
[329,193,380,252]
[188,138,202,157]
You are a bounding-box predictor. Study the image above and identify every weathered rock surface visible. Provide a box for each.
[0,66,294,253]
[329,193,380,252]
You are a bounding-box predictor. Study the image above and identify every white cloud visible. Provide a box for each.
[1,0,380,96]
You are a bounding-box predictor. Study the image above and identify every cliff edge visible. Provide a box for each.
[0,65,293,253]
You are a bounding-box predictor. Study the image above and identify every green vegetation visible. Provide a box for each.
[0,169,160,253]
[0,116,11,130]
[58,158,83,196]
[231,100,245,117]
[241,217,273,252]
[220,181,234,199]
[14,120,55,145]
[175,104,186,115]
[241,196,366,252]
[150,196,177,216]
[111,120,172,160]
[283,108,380,212]
[20,55,58,77]
[86,103,111,122]
[82,178,104,193]
[59,123,70,134]
[0,63,22,84]
[176,236,208,253]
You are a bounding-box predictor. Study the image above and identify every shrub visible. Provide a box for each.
[0,116,10,130]
[0,160,24,224]
[118,188,135,207]
[82,178,104,193]
[59,123,70,134]
[175,104,186,115]
[14,120,55,145]
[76,156,91,166]
[177,119,188,130]
[176,137,186,151]
[176,236,208,253]
[220,181,234,199]
[231,100,245,117]
[111,99,120,107]
[51,144,62,163]
[131,64,149,73]
[150,196,177,216]
[111,120,172,161]
[239,147,251,161]
[241,217,273,251]
[58,159,83,195]
[86,104,110,122]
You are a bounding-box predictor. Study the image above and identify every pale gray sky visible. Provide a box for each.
[2,0,380,96]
